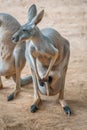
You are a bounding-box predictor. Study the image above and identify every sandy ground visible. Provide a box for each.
[0,0,87,130]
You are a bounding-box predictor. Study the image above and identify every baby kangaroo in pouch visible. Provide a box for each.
[12,4,71,116]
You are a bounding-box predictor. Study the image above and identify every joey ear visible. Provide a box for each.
[34,10,44,25]
[28,4,37,22]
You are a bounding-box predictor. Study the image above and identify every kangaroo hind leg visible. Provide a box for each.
[58,89,71,116]
[58,71,71,116]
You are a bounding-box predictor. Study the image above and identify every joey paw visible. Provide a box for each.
[47,76,52,83]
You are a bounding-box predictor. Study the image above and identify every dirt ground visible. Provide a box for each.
[0,0,87,130]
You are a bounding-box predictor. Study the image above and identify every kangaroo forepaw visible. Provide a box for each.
[63,106,71,116]
[39,76,52,86]
[30,104,38,113]
[7,92,15,101]
[39,81,45,86]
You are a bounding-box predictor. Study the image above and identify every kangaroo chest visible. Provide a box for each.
[37,51,52,66]
[31,47,52,66]
[0,43,14,75]
[0,27,14,61]
[28,40,56,66]
[0,43,13,61]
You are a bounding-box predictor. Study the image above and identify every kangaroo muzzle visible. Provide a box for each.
[12,36,19,43]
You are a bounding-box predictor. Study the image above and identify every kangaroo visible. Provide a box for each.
[0,12,33,101]
[12,4,71,116]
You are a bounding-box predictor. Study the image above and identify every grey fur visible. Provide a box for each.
[12,5,71,115]
[0,13,32,100]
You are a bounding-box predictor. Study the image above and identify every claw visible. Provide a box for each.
[63,106,71,116]
[39,81,45,86]
[30,104,38,113]
[7,92,14,101]
[39,76,52,86]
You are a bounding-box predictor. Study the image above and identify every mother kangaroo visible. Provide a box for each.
[12,4,71,116]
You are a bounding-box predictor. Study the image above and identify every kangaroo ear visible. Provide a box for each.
[28,4,37,22]
[34,10,44,25]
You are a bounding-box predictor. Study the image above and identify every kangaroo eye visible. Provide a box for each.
[22,29,27,32]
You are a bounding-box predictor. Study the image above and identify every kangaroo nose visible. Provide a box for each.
[12,36,19,43]
[12,37,15,41]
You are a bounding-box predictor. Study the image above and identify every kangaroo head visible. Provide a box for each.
[12,4,37,43]
[12,4,44,43]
